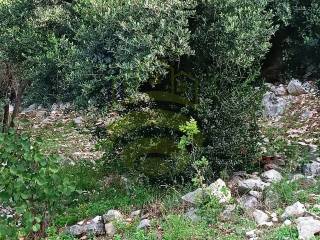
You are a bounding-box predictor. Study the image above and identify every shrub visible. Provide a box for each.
[0,131,75,239]
[190,0,275,174]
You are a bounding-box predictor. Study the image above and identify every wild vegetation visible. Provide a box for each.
[0,0,319,239]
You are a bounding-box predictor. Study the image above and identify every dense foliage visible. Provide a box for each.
[0,132,75,239]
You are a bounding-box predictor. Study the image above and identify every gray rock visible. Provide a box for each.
[130,210,141,219]
[281,202,306,220]
[103,210,123,223]
[303,161,320,176]
[137,219,151,229]
[296,216,320,240]
[105,223,116,238]
[185,208,201,222]
[238,178,268,194]
[239,195,260,211]
[262,92,288,118]
[253,209,269,225]
[288,79,307,96]
[73,116,83,126]
[261,169,283,183]
[181,179,231,204]
[271,84,288,96]
[22,104,37,113]
[283,219,292,226]
[220,204,236,221]
[66,216,105,237]
[264,188,282,210]
[249,191,263,200]
[246,230,256,239]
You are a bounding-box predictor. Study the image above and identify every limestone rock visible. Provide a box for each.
[130,210,142,219]
[66,216,105,237]
[181,179,231,204]
[103,210,123,223]
[105,223,116,238]
[296,216,320,240]
[303,162,320,176]
[281,202,306,220]
[262,92,288,118]
[253,209,269,225]
[239,195,260,211]
[287,79,307,96]
[185,208,201,222]
[238,178,268,193]
[261,169,283,183]
[220,204,236,221]
[137,219,151,229]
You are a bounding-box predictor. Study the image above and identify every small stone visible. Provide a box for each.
[259,221,273,227]
[262,92,288,118]
[246,230,256,239]
[73,116,83,126]
[105,223,116,238]
[137,219,151,230]
[281,202,306,220]
[253,209,269,225]
[261,169,283,183]
[103,210,123,223]
[65,216,105,237]
[296,216,320,240]
[283,219,292,226]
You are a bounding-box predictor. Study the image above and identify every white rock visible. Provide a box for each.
[181,179,231,204]
[220,204,236,221]
[73,116,83,126]
[105,223,116,237]
[296,216,320,240]
[66,216,105,237]
[137,219,151,229]
[261,169,283,183]
[246,230,256,239]
[288,79,307,96]
[253,209,269,225]
[281,202,306,220]
[103,210,123,223]
[283,219,292,226]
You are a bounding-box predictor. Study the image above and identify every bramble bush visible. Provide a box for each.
[0,131,75,239]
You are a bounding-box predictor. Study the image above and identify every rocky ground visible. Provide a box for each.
[4,79,320,239]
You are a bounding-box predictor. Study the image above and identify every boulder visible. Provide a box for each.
[262,92,287,118]
[296,216,320,240]
[281,202,306,220]
[181,179,231,205]
[103,210,123,223]
[249,191,263,200]
[105,223,116,238]
[238,178,268,194]
[66,216,105,237]
[261,169,283,183]
[137,219,151,229]
[287,79,307,96]
[303,161,320,176]
[252,209,269,225]
[239,195,260,211]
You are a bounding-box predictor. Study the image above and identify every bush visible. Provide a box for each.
[0,131,75,239]
[191,0,275,174]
